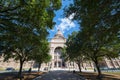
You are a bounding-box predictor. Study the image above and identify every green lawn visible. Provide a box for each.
[86,68,94,70]
[103,72,120,75]
[0,68,5,71]
[79,72,120,80]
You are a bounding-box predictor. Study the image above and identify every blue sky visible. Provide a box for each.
[48,0,80,39]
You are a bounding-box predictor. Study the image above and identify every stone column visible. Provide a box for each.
[56,61,58,68]
[110,58,116,68]
[51,60,54,69]
[104,58,112,68]
[104,57,109,68]
[115,58,120,68]
[56,53,58,68]
[116,58,120,67]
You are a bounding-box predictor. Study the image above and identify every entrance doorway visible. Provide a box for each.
[54,47,66,68]
[54,61,66,68]
[62,61,66,68]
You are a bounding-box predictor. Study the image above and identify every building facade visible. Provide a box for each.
[40,29,79,70]
[0,29,120,71]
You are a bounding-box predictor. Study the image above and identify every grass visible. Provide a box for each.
[79,72,120,80]
[103,72,120,75]
[0,72,44,80]
[86,68,94,70]
[0,68,5,71]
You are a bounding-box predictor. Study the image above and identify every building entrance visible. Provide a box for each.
[54,61,65,68]
[54,47,65,68]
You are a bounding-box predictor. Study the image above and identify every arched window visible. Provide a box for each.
[54,47,62,55]
[54,47,62,59]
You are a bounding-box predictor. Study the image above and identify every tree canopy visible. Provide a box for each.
[0,0,61,53]
[32,40,51,72]
[0,0,61,79]
[64,0,120,78]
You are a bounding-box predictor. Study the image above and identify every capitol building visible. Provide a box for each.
[40,29,81,70]
[0,29,120,71]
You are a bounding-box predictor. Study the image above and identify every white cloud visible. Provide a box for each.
[57,13,75,33]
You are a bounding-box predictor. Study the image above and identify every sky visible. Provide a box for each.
[48,0,80,39]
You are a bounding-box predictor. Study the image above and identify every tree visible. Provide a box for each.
[65,0,120,33]
[64,0,120,78]
[0,0,61,53]
[3,27,48,79]
[36,53,51,72]
[0,0,61,80]
[78,27,119,78]
[65,31,85,72]
[32,40,51,72]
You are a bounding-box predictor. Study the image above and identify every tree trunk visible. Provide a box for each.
[77,62,82,73]
[38,62,41,72]
[18,60,24,80]
[94,59,102,80]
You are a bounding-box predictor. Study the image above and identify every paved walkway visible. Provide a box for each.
[34,70,86,80]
